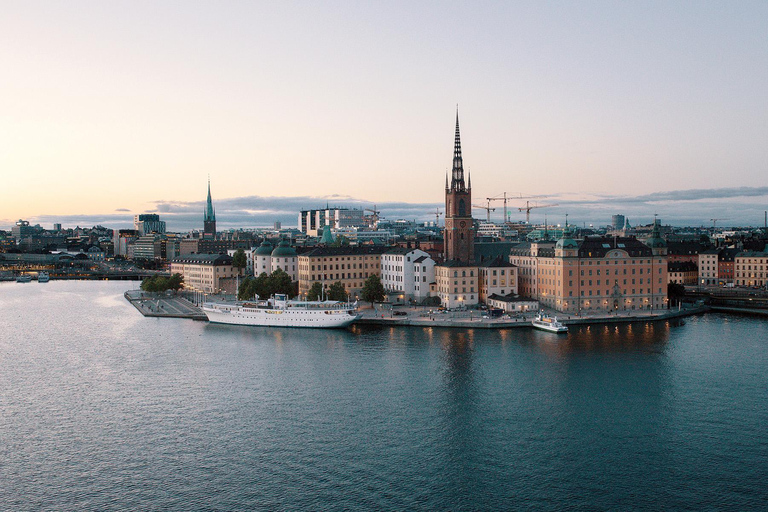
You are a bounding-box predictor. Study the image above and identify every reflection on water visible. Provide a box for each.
[1,282,767,511]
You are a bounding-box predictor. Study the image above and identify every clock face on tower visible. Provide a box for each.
[460,221,466,228]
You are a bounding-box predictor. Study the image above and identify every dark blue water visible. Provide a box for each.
[1,281,767,510]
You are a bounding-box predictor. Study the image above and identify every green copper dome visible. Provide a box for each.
[254,240,274,256]
[556,225,578,250]
[271,240,297,257]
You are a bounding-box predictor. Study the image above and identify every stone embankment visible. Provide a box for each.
[356,305,709,329]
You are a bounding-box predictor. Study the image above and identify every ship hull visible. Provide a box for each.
[203,304,360,328]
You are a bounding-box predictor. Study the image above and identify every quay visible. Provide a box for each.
[356,305,710,329]
[124,290,208,320]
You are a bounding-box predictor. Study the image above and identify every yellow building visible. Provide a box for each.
[435,261,479,309]
[169,254,239,293]
[734,251,768,287]
[297,246,387,299]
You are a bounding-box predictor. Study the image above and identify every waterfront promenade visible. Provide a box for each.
[123,290,709,328]
[356,304,709,329]
[124,290,207,320]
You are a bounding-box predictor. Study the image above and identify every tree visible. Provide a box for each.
[668,282,686,306]
[269,268,294,297]
[167,273,184,291]
[361,274,386,304]
[327,281,348,301]
[306,282,324,301]
[238,276,256,300]
[232,248,247,272]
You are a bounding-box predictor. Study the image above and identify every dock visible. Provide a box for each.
[124,290,208,320]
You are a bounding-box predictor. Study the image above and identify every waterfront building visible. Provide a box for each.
[435,261,479,308]
[227,247,256,276]
[486,293,539,313]
[698,249,720,286]
[510,222,668,313]
[270,240,298,281]
[134,214,166,236]
[380,247,434,302]
[718,248,739,285]
[435,110,479,308]
[203,179,216,239]
[668,261,698,285]
[297,246,386,299]
[169,253,239,294]
[734,251,768,287]
[478,256,518,303]
[253,240,273,275]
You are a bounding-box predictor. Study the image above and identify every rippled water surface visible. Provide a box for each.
[1,281,767,510]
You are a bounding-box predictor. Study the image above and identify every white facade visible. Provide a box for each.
[227,248,255,276]
[698,251,719,285]
[271,254,298,281]
[381,248,434,301]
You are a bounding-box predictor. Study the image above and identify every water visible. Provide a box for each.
[1,281,767,510]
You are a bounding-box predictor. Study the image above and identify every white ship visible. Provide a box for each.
[202,294,360,328]
[37,271,50,283]
[531,313,568,333]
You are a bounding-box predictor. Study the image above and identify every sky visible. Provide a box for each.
[1,1,767,230]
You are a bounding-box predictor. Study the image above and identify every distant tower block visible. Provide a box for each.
[203,178,216,239]
[612,214,626,230]
[444,109,474,263]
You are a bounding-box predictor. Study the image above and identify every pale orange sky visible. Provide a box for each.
[1,1,767,228]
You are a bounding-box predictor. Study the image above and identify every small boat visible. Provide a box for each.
[532,313,568,333]
[16,275,32,283]
[37,271,50,283]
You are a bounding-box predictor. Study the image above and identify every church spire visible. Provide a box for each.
[451,108,466,192]
[205,177,215,222]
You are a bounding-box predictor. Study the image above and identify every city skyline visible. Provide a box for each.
[2,2,767,228]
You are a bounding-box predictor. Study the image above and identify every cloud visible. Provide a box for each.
[114,208,131,212]
[4,187,766,231]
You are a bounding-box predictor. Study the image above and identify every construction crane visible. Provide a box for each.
[365,205,381,227]
[472,201,496,222]
[433,208,443,227]
[519,201,559,224]
[487,193,536,225]
[710,218,729,229]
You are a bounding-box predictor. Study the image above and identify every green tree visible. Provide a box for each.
[238,276,255,300]
[167,273,184,291]
[361,274,386,304]
[232,248,247,272]
[269,268,294,297]
[306,282,324,301]
[327,281,348,301]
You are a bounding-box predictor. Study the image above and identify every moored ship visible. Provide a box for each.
[37,271,50,283]
[202,294,360,328]
[16,274,32,283]
[532,313,568,333]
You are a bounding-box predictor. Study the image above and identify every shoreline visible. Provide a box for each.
[356,305,710,329]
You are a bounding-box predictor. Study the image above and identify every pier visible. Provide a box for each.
[124,290,207,320]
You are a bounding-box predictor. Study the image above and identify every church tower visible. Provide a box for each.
[444,110,474,263]
[203,178,216,239]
